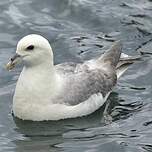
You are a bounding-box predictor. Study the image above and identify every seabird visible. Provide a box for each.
[6,34,139,121]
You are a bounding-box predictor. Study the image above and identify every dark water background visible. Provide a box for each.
[0,0,152,151]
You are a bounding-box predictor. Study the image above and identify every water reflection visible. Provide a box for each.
[12,91,144,151]
[12,92,118,151]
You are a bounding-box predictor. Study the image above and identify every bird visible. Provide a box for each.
[6,34,140,121]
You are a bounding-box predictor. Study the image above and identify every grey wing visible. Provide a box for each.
[56,68,117,106]
[55,62,77,74]
[54,41,121,105]
[55,61,89,74]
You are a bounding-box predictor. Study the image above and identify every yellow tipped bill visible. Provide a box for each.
[6,53,21,71]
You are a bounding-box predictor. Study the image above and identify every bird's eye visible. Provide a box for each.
[26,45,34,50]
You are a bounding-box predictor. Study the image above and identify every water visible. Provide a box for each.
[0,0,152,151]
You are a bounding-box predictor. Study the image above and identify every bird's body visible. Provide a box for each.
[6,34,139,121]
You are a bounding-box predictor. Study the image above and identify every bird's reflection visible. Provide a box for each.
[13,92,120,136]
[12,92,120,152]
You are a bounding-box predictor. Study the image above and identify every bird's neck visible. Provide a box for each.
[13,62,61,106]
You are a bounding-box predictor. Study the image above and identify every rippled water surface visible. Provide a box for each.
[0,0,152,152]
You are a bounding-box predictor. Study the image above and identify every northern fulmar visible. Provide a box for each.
[6,34,139,121]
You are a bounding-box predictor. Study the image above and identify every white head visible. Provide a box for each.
[6,34,54,70]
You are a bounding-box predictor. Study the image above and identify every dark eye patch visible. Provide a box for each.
[26,45,34,50]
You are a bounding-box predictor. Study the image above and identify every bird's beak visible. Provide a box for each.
[6,53,21,71]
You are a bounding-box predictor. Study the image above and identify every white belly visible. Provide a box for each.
[13,93,110,121]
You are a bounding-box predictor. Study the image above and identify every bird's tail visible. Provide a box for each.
[97,41,122,67]
[97,41,141,77]
[116,55,141,78]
